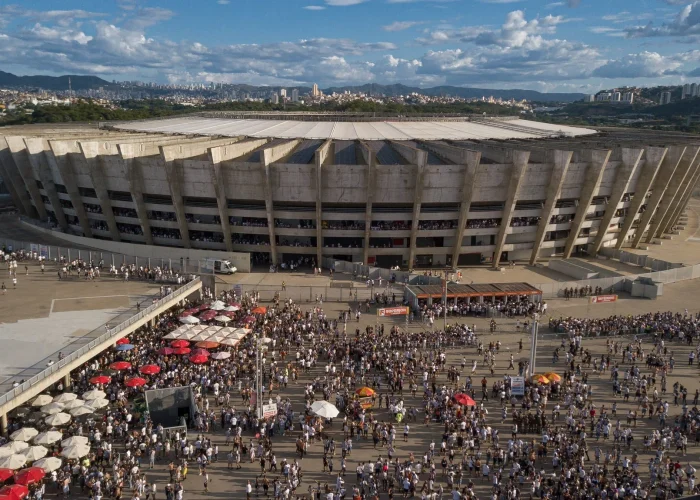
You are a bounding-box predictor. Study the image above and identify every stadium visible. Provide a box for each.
[0,112,699,271]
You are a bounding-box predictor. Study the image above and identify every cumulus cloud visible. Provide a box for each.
[382,21,422,31]
[592,51,683,78]
[626,1,700,38]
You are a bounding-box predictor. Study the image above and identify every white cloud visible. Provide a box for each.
[304,5,326,9]
[324,0,368,5]
[382,21,422,31]
[218,0,230,4]
[592,51,683,78]
[626,1,700,38]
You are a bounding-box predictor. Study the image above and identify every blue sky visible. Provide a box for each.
[0,0,699,92]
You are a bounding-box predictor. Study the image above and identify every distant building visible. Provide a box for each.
[622,92,634,104]
[272,94,279,104]
[659,91,672,105]
[291,89,299,102]
[612,92,621,102]
[682,83,692,99]
[692,82,699,97]
[596,92,612,102]
[584,94,595,102]
[312,83,319,97]
[280,89,286,98]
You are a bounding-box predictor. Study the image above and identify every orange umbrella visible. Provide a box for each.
[252,306,267,314]
[533,374,550,384]
[195,341,220,349]
[170,340,190,348]
[544,372,561,382]
[356,387,375,397]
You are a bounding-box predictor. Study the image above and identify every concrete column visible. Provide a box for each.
[63,373,71,390]
[0,413,6,436]
[314,140,333,267]
[651,147,700,239]
[261,140,301,266]
[667,162,700,232]
[359,142,377,265]
[23,138,69,230]
[160,152,192,248]
[493,150,530,268]
[48,140,93,237]
[208,139,270,253]
[590,148,644,255]
[615,147,667,249]
[451,151,481,269]
[563,149,612,258]
[4,136,47,220]
[79,142,121,242]
[644,146,700,243]
[0,139,28,216]
[529,150,573,265]
[631,146,686,247]
[118,145,154,245]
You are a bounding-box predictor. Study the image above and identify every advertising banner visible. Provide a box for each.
[262,403,277,419]
[589,295,618,304]
[511,376,525,396]
[377,307,409,317]
[39,245,49,258]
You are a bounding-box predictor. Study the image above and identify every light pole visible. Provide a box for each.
[443,270,448,332]
[529,315,539,377]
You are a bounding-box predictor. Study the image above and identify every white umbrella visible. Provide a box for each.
[214,315,231,323]
[206,333,227,343]
[45,412,71,426]
[40,402,65,415]
[210,300,226,311]
[69,406,94,417]
[1,441,29,454]
[61,436,89,448]
[82,389,106,401]
[210,352,231,360]
[21,445,48,461]
[31,395,53,407]
[234,328,252,335]
[188,325,208,333]
[179,315,199,324]
[61,444,91,460]
[0,448,12,459]
[33,456,63,472]
[53,393,77,404]
[219,337,240,347]
[34,431,63,445]
[85,398,109,409]
[311,400,340,419]
[62,399,85,410]
[0,454,27,469]
[190,332,213,341]
[10,427,38,442]
[163,331,181,339]
[224,305,240,312]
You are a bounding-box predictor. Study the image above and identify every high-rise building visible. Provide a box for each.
[691,82,699,97]
[291,89,299,102]
[312,83,319,97]
[280,88,286,98]
[682,83,692,99]
[622,92,634,104]
[584,94,595,103]
[272,94,279,104]
[659,91,672,105]
[612,92,622,102]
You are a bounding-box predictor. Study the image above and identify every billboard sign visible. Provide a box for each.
[590,294,618,304]
[511,377,525,396]
[262,403,277,419]
[377,307,409,317]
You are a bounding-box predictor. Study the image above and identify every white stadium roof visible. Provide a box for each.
[114,117,597,141]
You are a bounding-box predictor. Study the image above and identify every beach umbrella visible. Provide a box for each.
[89,375,111,385]
[219,337,240,347]
[44,413,71,426]
[157,347,174,356]
[179,315,199,324]
[190,332,213,341]
[85,398,109,410]
[243,315,255,323]
[82,389,105,401]
[139,365,161,375]
[115,338,131,345]
[311,401,339,419]
[62,399,85,410]
[170,339,190,348]
[124,377,147,388]
[30,396,52,407]
[0,484,29,499]
[10,428,37,443]
[172,347,191,355]
[195,341,219,349]
[14,467,44,486]
[39,403,64,415]
[0,469,12,482]
[453,393,476,407]
[60,444,90,460]
[0,455,26,470]
[543,372,562,382]
[60,436,88,448]
[224,305,240,312]
[115,344,134,352]
[210,352,230,360]
[210,300,226,311]
[52,393,77,404]
[189,354,209,364]
[0,450,11,460]
[532,374,550,384]
[190,348,210,357]
[0,443,27,455]
[19,446,47,462]
[33,431,62,446]
[69,406,94,417]
[252,306,267,314]
[206,334,228,343]
[356,387,375,397]
[32,457,63,473]
[109,361,131,371]
[214,315,231,323]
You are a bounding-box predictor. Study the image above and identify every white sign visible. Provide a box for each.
[262,403,277,419]
[511,377,525,397]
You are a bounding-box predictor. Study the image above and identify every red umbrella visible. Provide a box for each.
[170,340,190,348]
[139,365,161,375]
[125,377,147,388]
[190,348,210,357]
[0,485,29,500]
[115,338,130,345]
[109,361,132,371]
[14,468,45,486]
[0,469,13,482]
[453,393,476,407]
[89,375,111,385]
[157,347,174,356]
[252,306,267,314]
[243,315,255,323]
[179,310,193,317]
[189,354,209,364]
[172,347,191,355]
[199,311,217,321]
[197,304,211,312]
[222,311,237,318]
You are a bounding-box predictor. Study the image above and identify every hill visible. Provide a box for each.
[0,71,113,91]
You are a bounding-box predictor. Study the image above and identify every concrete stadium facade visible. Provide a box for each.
[1,115,699,270]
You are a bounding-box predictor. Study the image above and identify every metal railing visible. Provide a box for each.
[0,278,202,409]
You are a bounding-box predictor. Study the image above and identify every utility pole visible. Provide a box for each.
[529,315,539,377]
[443,270,448,331]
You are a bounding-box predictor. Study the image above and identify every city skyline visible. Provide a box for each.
[0,0,699,93]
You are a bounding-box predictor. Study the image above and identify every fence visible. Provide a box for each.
[227,283,406,304]
[0,278,202,409]
[322,258,413,283]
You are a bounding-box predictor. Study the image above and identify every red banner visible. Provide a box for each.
[590,294,618,304]
[378,307,409,317]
